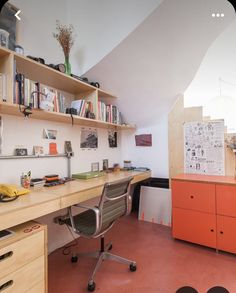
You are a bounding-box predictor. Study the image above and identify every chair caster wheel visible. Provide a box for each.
[130,263,137,272]
[88,281,96,292]
[71,256,78,263]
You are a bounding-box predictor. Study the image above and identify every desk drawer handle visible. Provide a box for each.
[220,231,224,234]
[210,229,214,232]
[0,251,13,262]
[190,195,194,199]
[0,280,13,291]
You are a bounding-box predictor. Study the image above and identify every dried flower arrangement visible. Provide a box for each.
[53,21,75,75]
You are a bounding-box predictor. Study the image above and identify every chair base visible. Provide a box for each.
[71,238,136,291]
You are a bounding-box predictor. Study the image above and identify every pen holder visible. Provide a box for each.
[21,172,31,189]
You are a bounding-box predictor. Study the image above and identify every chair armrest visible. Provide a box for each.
[69,204,100,235]
[126,195,132,215]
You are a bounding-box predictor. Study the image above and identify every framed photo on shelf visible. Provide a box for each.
[15,148,28,156]
[103,159,109,170]
[91,162,99,172]
[33,146,44,156]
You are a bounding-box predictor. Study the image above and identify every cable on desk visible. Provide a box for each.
[62,223,79,255]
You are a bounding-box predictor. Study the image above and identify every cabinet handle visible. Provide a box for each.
[0,251,13,262]
[0,280,13,291]
[220,231,224,234]
[190,195,194,199]
[210,229,214,232]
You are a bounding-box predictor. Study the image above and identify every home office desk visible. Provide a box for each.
[0,170,151,231]
[0,170,150,293]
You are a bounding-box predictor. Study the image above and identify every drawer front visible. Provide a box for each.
[0,230,44,279]
[0,255,44,293]
[172,180,215,213]
[172,208,216,248]
[217,215,236,254]
[26,281,45,293]
[216,185,236,217]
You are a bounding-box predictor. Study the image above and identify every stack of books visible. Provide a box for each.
[71,99,94,117]
[98,101,122,124]
[30,178,46,188]
[14,73,67,113]
[0,73,7,102]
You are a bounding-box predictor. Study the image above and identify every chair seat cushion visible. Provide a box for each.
[64,209,97,236]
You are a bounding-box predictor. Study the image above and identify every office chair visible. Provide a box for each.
[64,177,137,292]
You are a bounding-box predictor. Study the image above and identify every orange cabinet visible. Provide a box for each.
[173,208,216,248]
[216,185,236,217]
[172,174,236,254]
[172,180,215,213]
[217,215,236,254]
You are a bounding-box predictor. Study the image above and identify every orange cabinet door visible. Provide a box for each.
[173,208,216,248]
[216,185,236,217]
[217,215,236,254]
[172,180,215,213]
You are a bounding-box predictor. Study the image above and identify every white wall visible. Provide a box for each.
[0,114,122,184]
[67,0,163,75]
[121,115,169,178]
[11,0,68,65]
[11,0,162,76]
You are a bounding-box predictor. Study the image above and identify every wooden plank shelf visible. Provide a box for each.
[0,47,134,130]
[0,102,135,130]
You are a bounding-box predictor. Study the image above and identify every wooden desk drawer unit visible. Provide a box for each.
[172,180,215,213]
[0,221,47,293]
[0,229,44,279]
[0,256,44,293]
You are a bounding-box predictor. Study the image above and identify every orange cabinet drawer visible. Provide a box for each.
[217,215,236,254]
[172,180,215,213]
[172,208,216,248]
[216,185,236,217]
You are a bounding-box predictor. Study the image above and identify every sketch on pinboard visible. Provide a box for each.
[184,120,225,176]
[80,128,98,149]
[108,130,117,148]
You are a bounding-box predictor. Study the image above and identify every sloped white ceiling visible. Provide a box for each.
[85,0,235,127]
[67,0,163,75]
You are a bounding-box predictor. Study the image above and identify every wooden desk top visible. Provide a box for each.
[172,173,236,186]
[0,170,151,231]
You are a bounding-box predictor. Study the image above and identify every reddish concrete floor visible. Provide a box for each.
[48,214,236,293]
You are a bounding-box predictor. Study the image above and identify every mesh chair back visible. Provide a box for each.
[98,177,133,232]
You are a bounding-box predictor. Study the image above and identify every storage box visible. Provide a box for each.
[72,171,105,180]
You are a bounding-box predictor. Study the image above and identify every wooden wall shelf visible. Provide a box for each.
[0,102,135,130]
[0,47,135,130]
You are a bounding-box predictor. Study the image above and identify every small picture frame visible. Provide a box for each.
[33,146,44,156]
[91,162,99,172]
[15,148,28,156]
[103,159,108,170]
[43,129,57,140]
[64,141,73,154]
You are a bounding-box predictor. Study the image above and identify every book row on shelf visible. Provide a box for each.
[0,73,7,102]
[98,101,122,124]
[14,73,68,113]
[0,70,124,125]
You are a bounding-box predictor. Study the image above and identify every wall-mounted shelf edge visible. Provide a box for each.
[0,102,136,130]
[0,154,68,160]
